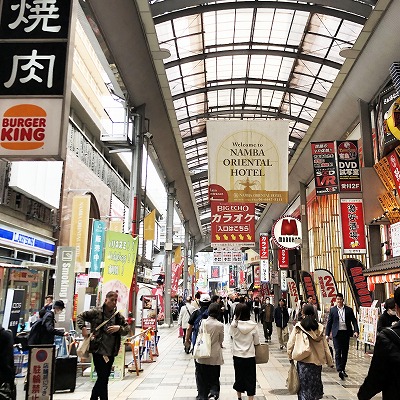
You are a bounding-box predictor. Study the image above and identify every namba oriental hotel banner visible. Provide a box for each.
[207,120,289,204]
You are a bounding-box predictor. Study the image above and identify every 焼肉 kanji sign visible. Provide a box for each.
[211,202,255,247]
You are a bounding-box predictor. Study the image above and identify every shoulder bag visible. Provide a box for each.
[77,309,118,358]
[292,328,311,361]
[255,343,269,364]
[286,362,300,394]
[192,319,211,359]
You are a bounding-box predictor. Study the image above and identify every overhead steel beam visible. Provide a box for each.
[151,1,370,24]
[172,83,325,103]
[165,48,342,71]
[178,108,312,126]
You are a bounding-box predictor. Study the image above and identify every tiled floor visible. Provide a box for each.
[16,321,382,399]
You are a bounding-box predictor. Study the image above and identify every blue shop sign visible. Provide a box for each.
[0,226,55,255]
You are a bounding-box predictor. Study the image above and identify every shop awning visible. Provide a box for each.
[363,257,400,276]
[367,273,400,285]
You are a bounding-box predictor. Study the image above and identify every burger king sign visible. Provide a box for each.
[0,98,62,157]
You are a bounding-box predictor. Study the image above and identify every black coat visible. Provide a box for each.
[358,321,400,400]
[0,326,14,384]
[377,311,399,332]
[274,306,289,328]
[39,311,65,344]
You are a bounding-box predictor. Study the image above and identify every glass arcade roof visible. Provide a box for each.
[150,0,376,234]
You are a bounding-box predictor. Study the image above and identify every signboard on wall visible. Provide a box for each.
[0,0,75,159]
[259,233,268,259]
[211,202,255,247]
[340,199,367,254]
[3,288,24,336]
[311,141,339,195]
[337,140,362,192]
[272,216,301,250]
[207,120,289,203]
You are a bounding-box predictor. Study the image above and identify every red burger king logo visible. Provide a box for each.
[1,104,46,150]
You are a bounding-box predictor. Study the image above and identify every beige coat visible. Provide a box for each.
[287,322,333,367]
[197,316,224,365]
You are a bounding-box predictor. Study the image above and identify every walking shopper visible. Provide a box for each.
[358,287,400,400]
[77,291,130,400]
[230,303,260,400]
[260,297,274,342]
[274,298,290,349]
[253,296,261,323]
[177,296,196,353]
[376,297,399,332]
[287,305,333,400]
[194,303,224,400]
[325,293,359,380]
[28,300,69,345]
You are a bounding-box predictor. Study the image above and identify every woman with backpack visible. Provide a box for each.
[229,302,260,400]
[287,305,333,400]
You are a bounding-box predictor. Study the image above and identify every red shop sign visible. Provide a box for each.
[278,248,289,269]
[340,199,367,254]
[259,233,268,259]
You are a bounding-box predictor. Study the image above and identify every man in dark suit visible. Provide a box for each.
[326,293,359,380]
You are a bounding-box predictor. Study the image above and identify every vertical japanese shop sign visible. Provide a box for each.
[278,249,289,269]
[54,246,76,331]
[69,195,90,272]
[211,202,255,247]
[311,141,339,195]
[26,346,55,400]
[229,265,237,288]
[171,259,184,297]
[387,151,400,195]
[314,269,338,305]
[89,220,106,278]
[259,233,268,259]
[341,258,372,309]
[207,120,289,203]
[340,199,367,254]
[254,265,261,289]
[300,271,320,310]
[102,232,138,316]
[280,270,288,291]
[260,260,269,282]
[336,140,362,192]
[0,0,74,158]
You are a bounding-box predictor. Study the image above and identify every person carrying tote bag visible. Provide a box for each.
[193,303,224,400]
[287,305,333,400]
[229,303,260,400]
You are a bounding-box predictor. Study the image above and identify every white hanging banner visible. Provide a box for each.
[207,120,289,203]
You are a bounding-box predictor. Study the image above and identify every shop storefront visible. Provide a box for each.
[0,223,56,327]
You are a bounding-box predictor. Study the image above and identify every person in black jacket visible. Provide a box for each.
[274,298,289,349]
[377,297,399,332]
[358,287,400,400]
[0,324,15,386]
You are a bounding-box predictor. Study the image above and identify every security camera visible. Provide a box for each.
[144,131,153,140]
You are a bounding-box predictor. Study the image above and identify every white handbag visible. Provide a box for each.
[192,320,211,359]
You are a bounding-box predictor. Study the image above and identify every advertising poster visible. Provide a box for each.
[300,271,320,310]
[211,266,220,278]
[340,199,367,254]
[142,295,158,330]
[3,288,24,336]
[336,140,362,192]
[91,343,125,381]
[211,202,255,247]
[229,265,237,288]
[311,141,339,195]
[341,258,372,309]
[387,151,400,195]
[358,306,379,345]
[102,232,138,316]
[314,269,338,305]
[286,277,300,311]
[254,265,261,289]
[207,120,289,203]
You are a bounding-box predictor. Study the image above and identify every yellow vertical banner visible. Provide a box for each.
[69,195,90,272]
[174,245,182,264]
[143,210,156,241]
[102,231,138,316]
